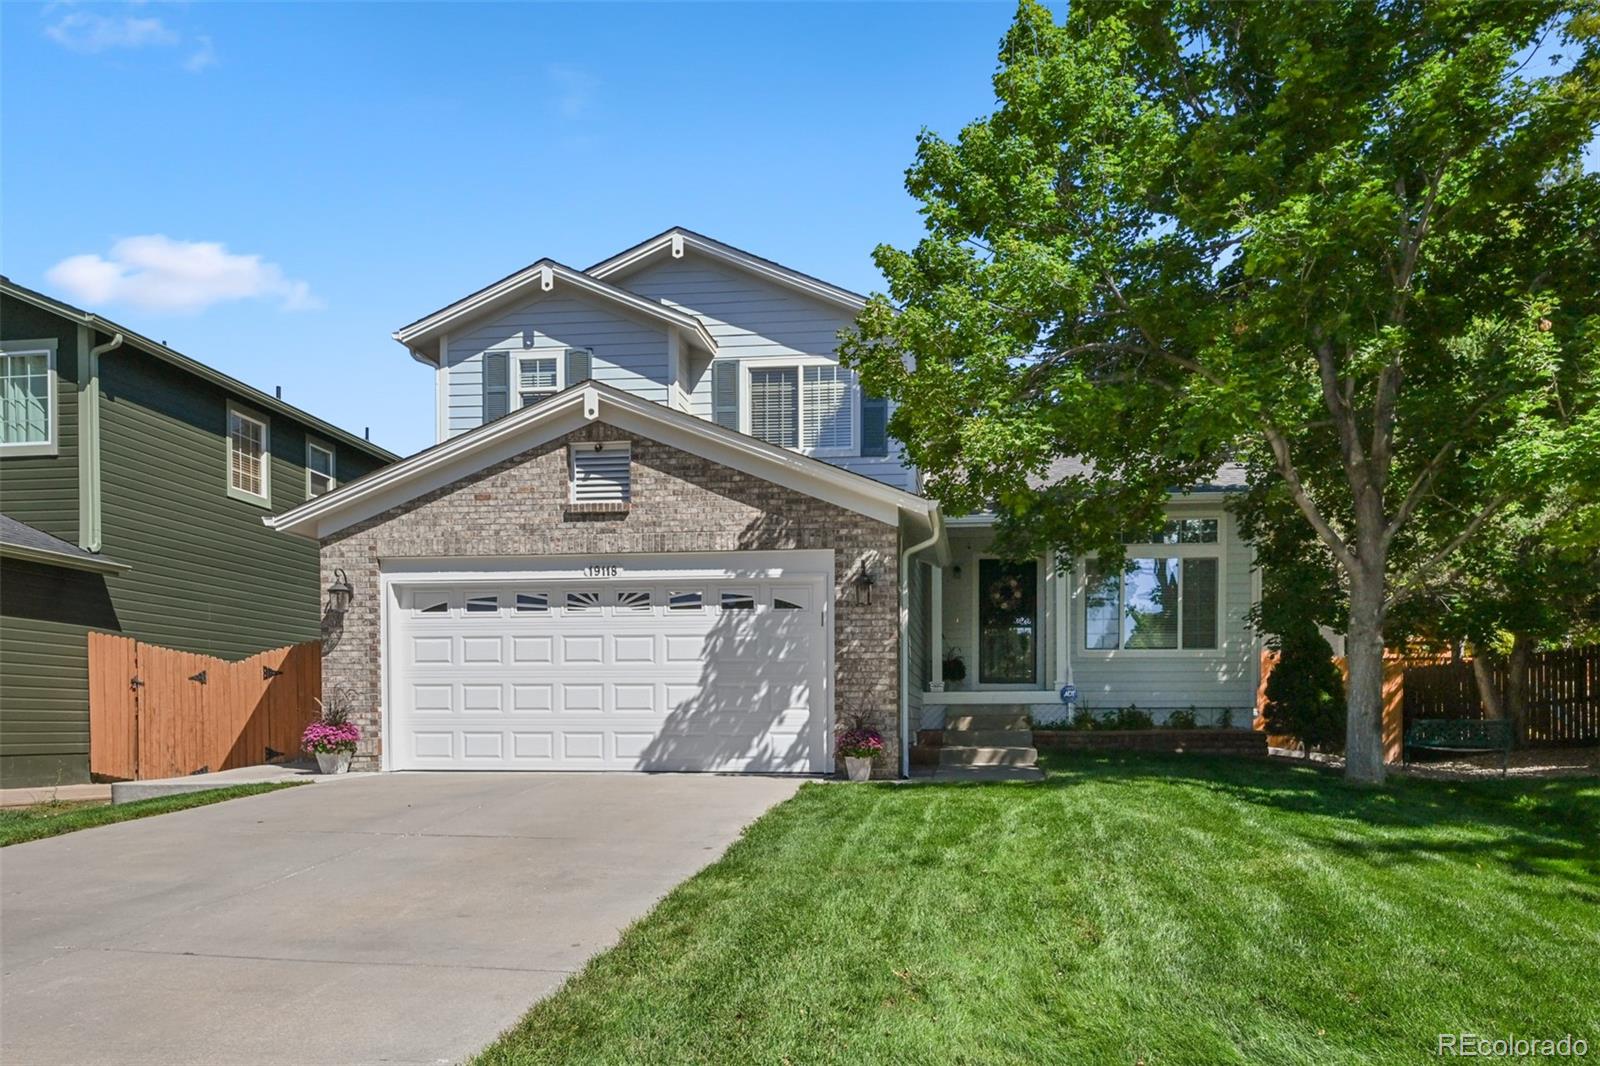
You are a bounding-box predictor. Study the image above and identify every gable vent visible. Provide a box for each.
[571,442,631,503]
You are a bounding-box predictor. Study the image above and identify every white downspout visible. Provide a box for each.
[899,507,944,778]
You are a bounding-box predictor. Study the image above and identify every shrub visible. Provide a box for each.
[1068,707,1100,730]
[1166,707,1199,729]
[1262,623,1347,752]
[1104,706,1155,730]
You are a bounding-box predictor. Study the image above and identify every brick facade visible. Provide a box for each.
[318,421,902,776]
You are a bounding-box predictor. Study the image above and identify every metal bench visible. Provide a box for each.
[1403,718,1514,775]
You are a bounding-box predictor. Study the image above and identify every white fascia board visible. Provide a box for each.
[268,382,938,540]
[590,231,868,313]
[266,390,591,538]
[392,262,716,362]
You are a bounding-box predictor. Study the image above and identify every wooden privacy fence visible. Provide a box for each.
[1257,650,1430,763]
[1403,645,1600,745]
[88,634,321,781]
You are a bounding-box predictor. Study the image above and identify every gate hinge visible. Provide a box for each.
[189,670,208,684]
[263,665,284,679]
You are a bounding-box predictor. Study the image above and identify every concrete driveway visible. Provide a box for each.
[0,772,803,1066]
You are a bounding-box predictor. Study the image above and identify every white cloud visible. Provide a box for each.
[44,10,178,54]
[42,6,216,72]
[184,34,217,73]
[46,236,323,314]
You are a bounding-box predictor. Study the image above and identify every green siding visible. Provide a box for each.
[97,349,386,659]
[0,294,80,542]
[0,297,388,786]
[0,560,120,786]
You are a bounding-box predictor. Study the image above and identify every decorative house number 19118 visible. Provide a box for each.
[582,564,620,578]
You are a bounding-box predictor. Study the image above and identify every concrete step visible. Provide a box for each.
[939,745,1039,768]
[930,765,1045,783]
[942,728,1034,747]
[945,713,1030,731]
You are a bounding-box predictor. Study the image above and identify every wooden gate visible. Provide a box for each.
[88,633,321,780]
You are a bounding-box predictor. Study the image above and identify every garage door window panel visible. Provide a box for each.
[515,593,550,613]
[565,591,603,614]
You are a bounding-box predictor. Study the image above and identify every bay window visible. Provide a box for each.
[1084,519,1222,651]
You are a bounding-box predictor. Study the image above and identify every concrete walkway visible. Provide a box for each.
[0,782,111,807]
[1,772,803,1065]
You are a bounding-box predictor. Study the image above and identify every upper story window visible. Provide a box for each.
[746,359,857,456]
[226,402,271,507]
[306,439,336,498]
[1084,517,1222,652]
[519,355,559,407]
[0,339,58,457]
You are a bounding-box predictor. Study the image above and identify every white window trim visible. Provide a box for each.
[971,553,1046,689]
[306,437,337,499]
[1077,514,1227,658]
[740,354,859,458]
[0,338,60,458]
[514,350,570,410]
[225,400,272,508]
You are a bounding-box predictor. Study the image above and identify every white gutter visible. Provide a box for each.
[898,507,944,777]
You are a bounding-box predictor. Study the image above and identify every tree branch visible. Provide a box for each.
[1385,492,1513,609]
[1263,424,1358,573]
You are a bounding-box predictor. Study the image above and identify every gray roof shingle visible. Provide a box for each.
[0,514,129,573]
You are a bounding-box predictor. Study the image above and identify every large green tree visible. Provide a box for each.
[842,0,1600,782]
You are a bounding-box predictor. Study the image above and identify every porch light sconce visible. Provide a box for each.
[326,568,354,616]
[951,564,962,580]
[853,563,877,606]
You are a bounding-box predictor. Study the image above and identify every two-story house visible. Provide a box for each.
[268,228,1260,778]
[0,278,396,787]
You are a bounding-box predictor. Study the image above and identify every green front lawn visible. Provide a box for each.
[477,754,1599,1065]
[0,782,306,847]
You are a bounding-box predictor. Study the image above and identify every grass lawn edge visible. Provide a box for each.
[0,781,310,847]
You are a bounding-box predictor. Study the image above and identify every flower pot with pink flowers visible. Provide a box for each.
[836,725,884,782]
[304,695,361,774]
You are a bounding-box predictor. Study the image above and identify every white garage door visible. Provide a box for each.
[386,554,832,772]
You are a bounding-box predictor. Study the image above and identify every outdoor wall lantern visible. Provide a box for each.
[326,568,355,615]
[853,562,877,606]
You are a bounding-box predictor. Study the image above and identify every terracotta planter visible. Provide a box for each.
[844,756,873,782]
[315,750,353,775]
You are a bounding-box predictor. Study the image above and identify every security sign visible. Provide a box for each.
[1059,684,1078,704]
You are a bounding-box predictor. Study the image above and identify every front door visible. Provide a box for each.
[977,558,1038,685]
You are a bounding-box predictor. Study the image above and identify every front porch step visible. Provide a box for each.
[945,712,1030,731]
[942,728,1034,747]
[939,745,1039,768]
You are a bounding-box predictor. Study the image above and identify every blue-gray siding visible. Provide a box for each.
[444,294,669,435]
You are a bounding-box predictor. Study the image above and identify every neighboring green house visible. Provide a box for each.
[0,278,397,787]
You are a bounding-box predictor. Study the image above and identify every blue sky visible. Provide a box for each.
[4,3,1594,458]
[3,2,1011,455]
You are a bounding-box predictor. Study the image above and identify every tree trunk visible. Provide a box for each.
[1344,564,1388,785]
[1470,647,1505,720]
[1505,633,1533,748]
